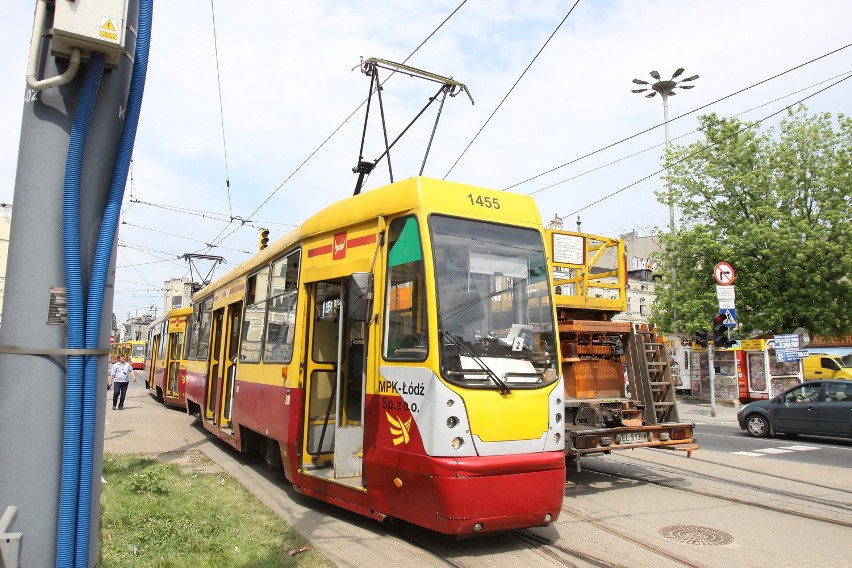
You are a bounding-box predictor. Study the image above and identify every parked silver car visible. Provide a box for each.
[737,380,852,439]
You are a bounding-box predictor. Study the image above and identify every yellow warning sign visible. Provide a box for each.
[99,17,119,42]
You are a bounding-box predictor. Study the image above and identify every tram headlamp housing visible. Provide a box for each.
[447,416,459,429]
[451,437,464,450]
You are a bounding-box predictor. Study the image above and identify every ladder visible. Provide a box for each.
[626,323,680,424]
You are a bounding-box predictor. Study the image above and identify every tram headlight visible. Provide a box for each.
[451,437,464,450]
[447,416,459,429]
[553,432,561,444]
[555,412,562,424]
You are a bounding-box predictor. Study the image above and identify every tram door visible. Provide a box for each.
[204,309,224,423]
[302,280,364,483]
[220,301,243,427]
[165,329,183,398]
[147,331,162,390]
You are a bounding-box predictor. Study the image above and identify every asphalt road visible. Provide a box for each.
[694,422,852,469]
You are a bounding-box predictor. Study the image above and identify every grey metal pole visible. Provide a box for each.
[708,343,717,418]
[0,2,137,565]
[660,91,679,333]
[631,69,698,335]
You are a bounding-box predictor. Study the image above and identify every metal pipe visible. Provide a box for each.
[26,0,81,91]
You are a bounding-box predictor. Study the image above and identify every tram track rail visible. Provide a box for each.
[658,449,852,496]
[580,454,852,528]
[514,523,709,568]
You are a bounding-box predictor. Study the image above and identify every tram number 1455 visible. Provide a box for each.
[380,397,418,413]
[467,194,501,209]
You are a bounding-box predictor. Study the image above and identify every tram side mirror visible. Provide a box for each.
[348,273,373,322]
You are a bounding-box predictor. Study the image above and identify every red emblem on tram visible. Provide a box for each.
[332,231,347,260]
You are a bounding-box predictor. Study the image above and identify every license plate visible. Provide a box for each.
[620,432,648,444]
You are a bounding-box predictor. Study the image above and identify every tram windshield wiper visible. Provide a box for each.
[441,330,511,395]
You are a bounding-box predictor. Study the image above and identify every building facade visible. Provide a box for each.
[163,277,195,314]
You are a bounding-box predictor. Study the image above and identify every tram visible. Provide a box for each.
[180,176,566,535]
[125,339,147,370]
[145,307,192,407]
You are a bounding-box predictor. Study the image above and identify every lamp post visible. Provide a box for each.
[631,68,698,333]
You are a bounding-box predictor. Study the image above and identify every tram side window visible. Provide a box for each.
[183,315,194,359]
[265,250,301,363]
[196,297,214,361]
[186,303,201,360]
[169,332,184,359]
[384,216,428,361]
[157,323,167,360]
[241,267,270,363]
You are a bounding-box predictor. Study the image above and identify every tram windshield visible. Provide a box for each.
[430,215,557,390]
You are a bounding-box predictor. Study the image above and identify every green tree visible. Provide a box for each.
[652,106,851,337]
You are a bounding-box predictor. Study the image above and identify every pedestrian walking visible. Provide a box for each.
[110,354,137,410]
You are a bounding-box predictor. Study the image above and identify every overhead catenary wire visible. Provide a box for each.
[209,0,234,219]
[111,18,850,317]
[443,0,582,179]
[205,0,471,250]
[526,68,852,197]
[506,42,852,191]
[564,73,852,218]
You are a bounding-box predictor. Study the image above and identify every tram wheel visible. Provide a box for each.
[745,414,770,438]
[263,439,284,472]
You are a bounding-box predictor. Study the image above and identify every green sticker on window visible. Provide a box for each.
[388,217,423,267]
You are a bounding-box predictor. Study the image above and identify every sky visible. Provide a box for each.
[1,1,850,327]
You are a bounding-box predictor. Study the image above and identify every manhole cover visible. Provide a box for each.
[659,525,734,546]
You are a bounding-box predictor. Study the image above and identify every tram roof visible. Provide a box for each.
[193,176,542,300]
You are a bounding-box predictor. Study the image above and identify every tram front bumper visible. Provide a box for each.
[429,451,565,534]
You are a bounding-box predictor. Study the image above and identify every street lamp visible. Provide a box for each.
[631,68,698,333]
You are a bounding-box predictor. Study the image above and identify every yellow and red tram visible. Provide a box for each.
[145,307,192,408]
[180,177,566,535]
[126,339,147,370]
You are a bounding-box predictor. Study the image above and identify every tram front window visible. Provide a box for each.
[430,215,557,389]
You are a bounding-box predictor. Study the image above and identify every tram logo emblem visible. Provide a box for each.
[387,412,412,446]
[332,231,347,260]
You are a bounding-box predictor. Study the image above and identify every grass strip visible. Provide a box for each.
[99,453,334,567]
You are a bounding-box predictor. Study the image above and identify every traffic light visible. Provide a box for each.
[259,229,269,251]
[693,330,708,348]
[712,313,733,348]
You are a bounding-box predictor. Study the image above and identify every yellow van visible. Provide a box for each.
[802,353,852,381]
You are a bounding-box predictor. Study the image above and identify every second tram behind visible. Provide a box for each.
[146,307,192,408]
[177,176,566,535]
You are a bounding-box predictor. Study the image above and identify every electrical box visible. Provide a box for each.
[51,0,130,69]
